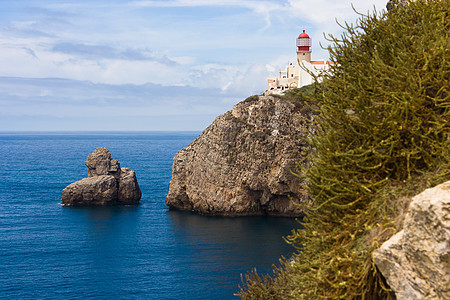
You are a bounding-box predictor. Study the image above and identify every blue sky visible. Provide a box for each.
[0,0,387,131]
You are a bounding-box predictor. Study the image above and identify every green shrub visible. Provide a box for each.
[239,1,449,298]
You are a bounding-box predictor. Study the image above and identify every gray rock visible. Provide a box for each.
[118,168,142,204]
[165,95,313,216]
[85,147,121,179]
[62,175,118,206]
[62,148,141,206]
[373,180,450,299]
[386,0,412,11]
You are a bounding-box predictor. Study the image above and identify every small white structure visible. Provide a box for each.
[267,30,334,94]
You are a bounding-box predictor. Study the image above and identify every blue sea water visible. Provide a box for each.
[0,132,300,299]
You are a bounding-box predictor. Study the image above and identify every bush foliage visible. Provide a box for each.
[239,1,449,299]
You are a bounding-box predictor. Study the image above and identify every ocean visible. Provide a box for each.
[0,132,300,299]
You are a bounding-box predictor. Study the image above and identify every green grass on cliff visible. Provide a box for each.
[239,0,449,299]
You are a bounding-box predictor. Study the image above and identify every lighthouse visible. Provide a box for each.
[296,30,312,63]
[266,28,333,94]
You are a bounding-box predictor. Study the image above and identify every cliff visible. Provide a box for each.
[165,93,314,216]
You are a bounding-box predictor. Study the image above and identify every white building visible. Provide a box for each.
[267,30,334,94]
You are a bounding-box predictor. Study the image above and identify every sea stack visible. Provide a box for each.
[62,148,141,206]
[165,94,313,216]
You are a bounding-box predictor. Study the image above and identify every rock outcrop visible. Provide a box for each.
[386,0,426,11]
[373,180,450,299]
[165,95,313,216]
[386,0,410,11]
[62,148,141,206]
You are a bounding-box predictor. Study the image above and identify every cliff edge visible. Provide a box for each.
[165,94,313,216]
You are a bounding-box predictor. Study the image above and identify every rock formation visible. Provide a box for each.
[62,148,141,206]
[386,0,426,11]
[373,180,450,299]
[165,95,313,216]
[386,0,410,11]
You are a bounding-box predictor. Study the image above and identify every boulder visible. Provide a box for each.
[373,180,450,299]
[165,95,313,216]
[62,148,141,206]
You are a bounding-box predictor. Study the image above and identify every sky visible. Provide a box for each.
[0,0,387,131]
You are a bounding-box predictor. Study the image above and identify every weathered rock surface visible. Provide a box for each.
[386,0,408,10]
[62,148,141,206]
[373,180,450,299]
[118,168,142,204]
[386,0,424,11]
[62,175,119,206]
[165,95,313,216]
[85,147,121,179]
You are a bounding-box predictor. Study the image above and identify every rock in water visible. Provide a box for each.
[165,95,313,216]
[62,148,141,206]
[373,180,450,299]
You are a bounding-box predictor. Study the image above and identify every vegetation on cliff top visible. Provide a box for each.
[239,0,449,298]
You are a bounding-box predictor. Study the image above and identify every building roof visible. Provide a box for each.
[310,61,335,65]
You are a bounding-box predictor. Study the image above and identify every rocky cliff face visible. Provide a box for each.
[165,95,313,216]
[373,180,450,299]
[62,148,141,206]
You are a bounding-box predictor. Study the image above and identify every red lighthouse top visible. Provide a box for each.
[296,30,311,51]
[298,30,310,39]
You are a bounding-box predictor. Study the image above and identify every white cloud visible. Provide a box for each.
[0,77,238,118]
[130,0,287,31]
[188,62,283,96]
